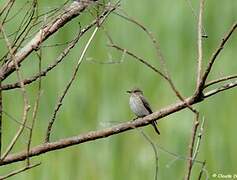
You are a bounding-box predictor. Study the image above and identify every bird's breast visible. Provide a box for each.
[129,95,150,117]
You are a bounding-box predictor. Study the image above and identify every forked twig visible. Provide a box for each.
[185,1,205,179]
[197,21,237,93]
[0,5,117,91]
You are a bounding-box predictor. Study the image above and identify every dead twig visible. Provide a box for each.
[0,87,232,166]
[205,74,237,88]
[0,0,99,80]
[185,113,200,180]
[197,21,237,93]
[0,7,116,91]
[204,80,237,98]
[0,22,30,160]
[139,130,159,180]
[0,162,41,180]
[26,50,42,166]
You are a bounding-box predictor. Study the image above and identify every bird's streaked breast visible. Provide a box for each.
[129,94,150,117]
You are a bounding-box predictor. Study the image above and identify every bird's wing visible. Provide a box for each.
[140,95,153,113]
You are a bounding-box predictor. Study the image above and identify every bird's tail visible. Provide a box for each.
[151,121,160,135]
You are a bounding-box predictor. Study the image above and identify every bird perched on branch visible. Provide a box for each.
[127,88,160,135]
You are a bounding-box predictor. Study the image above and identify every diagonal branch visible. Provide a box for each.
[0,7,114,91]
[0,0,99,80]
[196,21,237,93]
[204,74,237,88]
[204,80,237,98]
[44,26,99,143]
[0,81,236,166]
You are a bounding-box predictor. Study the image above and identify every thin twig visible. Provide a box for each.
[139,130,158,180]
[44,30,98,142]
[0,79,236,166]
[0,7,117,91]
[185,2,204,179]
[198,161,207,180]
[109,43,198,114]
[2,111,31,129]
[0,22,30,160]
[0,0,100,80]
[0,0,15,25]
[26,50,42,166]
[205,74,237,88]
[45,22,101,142]
[44,3,118,142]
[0,163,41,180]
[197,21,237,93]
[108,12,199,114]
[0,0,15,17]
[204,80,237,98]
[192,117,205,164]
[106,11,196,113]
[109,44,168,80]
[185,0,208,38]
[185,113,200,180]
[196,0,205,87]
[0,79,2,156]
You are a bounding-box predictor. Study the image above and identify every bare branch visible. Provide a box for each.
[139,130,159,180]
[0,95,199,166]
[185,113,200,180]
[0,0,15,17]
[0,0,99,80]
[0,80,236,166]
[197,21,237,93]
[0,21,30,160]
[45,27,99,142]
[108,12,199,114]
[204,80,237,98]
[205,74,237,88]
[0,7,116,91]
[44,3,118,142]
[192,117,205,163]
[109,44,168,81]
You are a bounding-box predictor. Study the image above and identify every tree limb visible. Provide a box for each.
[0,0,98,80]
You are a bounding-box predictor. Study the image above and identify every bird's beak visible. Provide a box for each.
[126,90,132,94]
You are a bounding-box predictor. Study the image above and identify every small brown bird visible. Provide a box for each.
[127,88,160,135]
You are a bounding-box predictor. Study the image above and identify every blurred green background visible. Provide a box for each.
[1,0,237,179]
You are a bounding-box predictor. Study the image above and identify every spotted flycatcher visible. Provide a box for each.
[127,88,160,135]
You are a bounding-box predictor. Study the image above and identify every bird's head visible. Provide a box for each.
[126,88,143,95]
